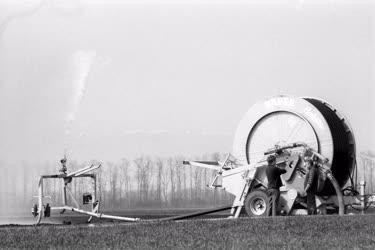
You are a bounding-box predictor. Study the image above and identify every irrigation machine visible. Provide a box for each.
[32,96,374,225]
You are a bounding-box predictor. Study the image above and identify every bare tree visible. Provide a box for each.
[211,152,222,206]
[96,165,106,209]
[134,156,152,203]
[119,158,130,207]
[155,158,163,207]
[175,157,182,206]
[167,157,176,206]
[107,162,118,208]
[193,167,202,204]
[160,159,170,206]
[182,160,187,206]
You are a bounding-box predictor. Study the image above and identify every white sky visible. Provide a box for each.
[0,0,374,163]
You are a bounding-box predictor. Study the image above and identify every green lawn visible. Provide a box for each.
[1,215,375,249]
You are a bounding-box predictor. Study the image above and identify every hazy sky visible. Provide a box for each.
[0,0,374,163]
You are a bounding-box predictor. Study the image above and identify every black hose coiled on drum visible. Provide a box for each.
[304,98,355,195]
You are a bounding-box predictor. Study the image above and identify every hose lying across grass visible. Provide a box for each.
[326,171,345,215]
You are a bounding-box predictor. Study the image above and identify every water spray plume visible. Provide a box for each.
[64,50,96,157]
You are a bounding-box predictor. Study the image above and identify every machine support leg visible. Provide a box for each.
[67,187,80,209]
[63,184,67,205]
[230,174,252,218]
[234,206,243,218]
[360,181,366,214]
[92,176,97,210]
[88,176,97,223]
[60,182,68,214]
[36,177,43,225]
[230,196,243,218]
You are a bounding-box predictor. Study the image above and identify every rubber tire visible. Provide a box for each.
[244,190,269,217]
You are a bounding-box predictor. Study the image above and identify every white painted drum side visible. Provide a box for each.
[232,96,334,167]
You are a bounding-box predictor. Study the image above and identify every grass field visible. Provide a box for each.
[1,214,375,249]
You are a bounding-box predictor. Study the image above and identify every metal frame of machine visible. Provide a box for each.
[32,96,375,225]
[184,143,345,218]
[32,143,346,225]
[32,164,140,225]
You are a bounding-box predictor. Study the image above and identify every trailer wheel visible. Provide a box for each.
[244,190,269,217]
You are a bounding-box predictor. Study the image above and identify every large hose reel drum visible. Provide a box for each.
[233,96,356,195]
